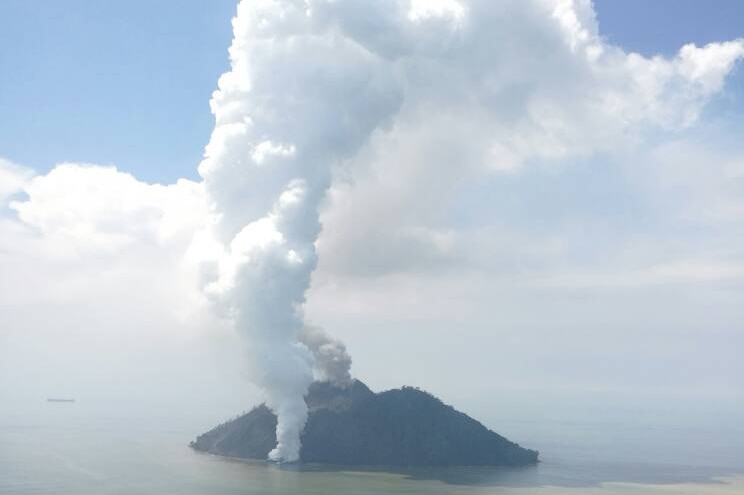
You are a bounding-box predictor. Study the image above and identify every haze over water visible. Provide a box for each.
[2,398,742,495]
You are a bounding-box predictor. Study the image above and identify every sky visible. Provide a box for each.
[1,0,743,429]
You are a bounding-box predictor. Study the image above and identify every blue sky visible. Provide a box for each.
[0,0,236,182]
[1,0,742,183]
[596,0,744,56]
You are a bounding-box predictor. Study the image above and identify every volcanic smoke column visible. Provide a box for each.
[193,0,402,462]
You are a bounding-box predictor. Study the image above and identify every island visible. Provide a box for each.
[190,380,539,467]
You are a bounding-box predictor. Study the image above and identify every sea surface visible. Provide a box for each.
[1,400,742,495]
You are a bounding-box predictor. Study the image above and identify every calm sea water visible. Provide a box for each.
[1,401,742,495]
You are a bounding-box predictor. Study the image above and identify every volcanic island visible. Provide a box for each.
[191,379,538,467]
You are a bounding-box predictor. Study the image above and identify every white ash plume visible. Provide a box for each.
[193,0,402,462]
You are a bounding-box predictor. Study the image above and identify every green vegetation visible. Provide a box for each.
[191,380,538,467]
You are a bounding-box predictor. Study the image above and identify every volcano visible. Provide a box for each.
[190,380,538,467]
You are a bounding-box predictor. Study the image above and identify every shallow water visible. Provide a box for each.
[1,401,742,494]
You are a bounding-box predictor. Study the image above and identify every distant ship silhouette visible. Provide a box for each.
[47,398,75,403]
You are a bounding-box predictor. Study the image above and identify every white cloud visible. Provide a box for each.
[408,0,466,23]
[677,40,744,93]
[0,158,34,205]
[10,163,207,253]
[0,162,249,414]
[250,140,296,165]
[0,163,210,323]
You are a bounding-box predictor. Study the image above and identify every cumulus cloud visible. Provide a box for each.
[11,164,207,252]
[1,162,210,318]
[0,162,251,415]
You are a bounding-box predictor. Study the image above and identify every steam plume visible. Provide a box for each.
[193,0,402,462]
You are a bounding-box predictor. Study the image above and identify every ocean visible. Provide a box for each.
[1,400,742,495]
